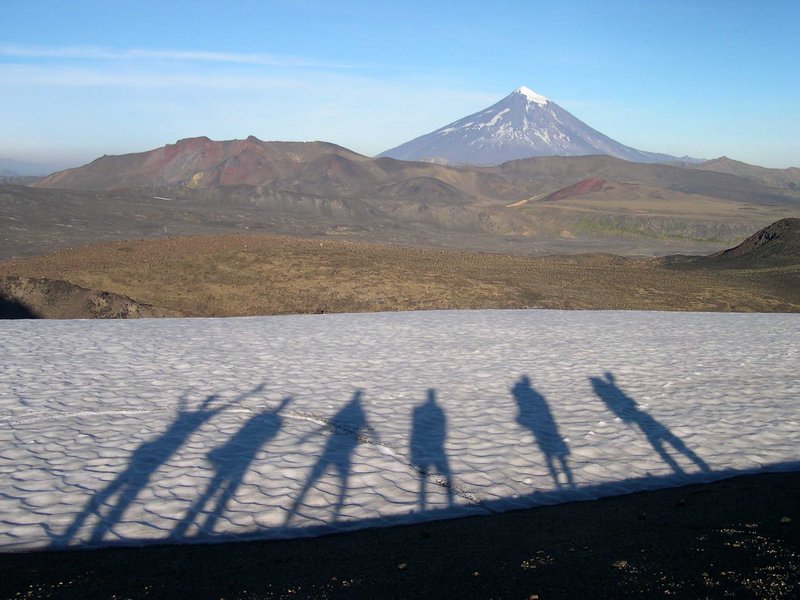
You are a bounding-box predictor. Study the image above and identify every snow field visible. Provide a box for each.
[1,309,798,550]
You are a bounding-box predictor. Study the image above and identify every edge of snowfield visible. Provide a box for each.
[1,309,798,552]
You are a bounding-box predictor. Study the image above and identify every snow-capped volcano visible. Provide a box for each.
[378,86,679,166]
[513,85,550,105]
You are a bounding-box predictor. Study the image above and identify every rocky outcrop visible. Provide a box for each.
[0,276,183,319]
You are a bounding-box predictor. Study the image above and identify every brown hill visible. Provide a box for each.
[707,217,800,266]
[664,219,800,304]
[690,156,800,191]
[15,139,800,259]
[535,177,683,203]
[495,155,800,207]
[35,137,389,192]
[1,233,799,317]
[35,137,800,209]
[539,177,609,201]
[35,136,509,205]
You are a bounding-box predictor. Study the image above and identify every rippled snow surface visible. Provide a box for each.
[1,310,798,551]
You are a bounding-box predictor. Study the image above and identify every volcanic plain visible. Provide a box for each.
[1,225,799,319]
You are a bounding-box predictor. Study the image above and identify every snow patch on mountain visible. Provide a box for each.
[486,108,511,127]
[515,86,549,105]
[378,87,682,166]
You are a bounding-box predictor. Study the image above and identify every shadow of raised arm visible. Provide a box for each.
[590,371,710,475]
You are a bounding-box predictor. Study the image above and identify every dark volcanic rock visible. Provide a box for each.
[0,276,183,319]
[710,218,800,265]
[666,218,800,269]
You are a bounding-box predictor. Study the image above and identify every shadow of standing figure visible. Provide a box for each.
[49,386,266,547]
[284,390,369,525]
[171,397,291,540]
[590,372,711,475]
[511,375,574,488]
[410,389,454,511]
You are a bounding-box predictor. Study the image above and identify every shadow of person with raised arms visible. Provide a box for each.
[171,396,291,540]
[410,389,454,511]
[284,390,369,526]
[590,371,711,475]
[49,384,265,548]
[512,375,574,488]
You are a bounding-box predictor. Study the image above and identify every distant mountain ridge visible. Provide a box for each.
[33,136,799,211]
[689,156,800,191]
[377,86,693,166]
[20,135,799,261]
[35,136,376,191]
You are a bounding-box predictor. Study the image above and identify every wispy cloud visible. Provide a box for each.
[0,64,306,89]
[0,43,356,69]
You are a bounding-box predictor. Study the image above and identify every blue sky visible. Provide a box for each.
[2,0,798,168]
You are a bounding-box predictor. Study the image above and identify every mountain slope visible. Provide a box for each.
[689,157,800,191]
[494,155,800,207]
[19,137,800,259]
[707,217,800,266]
[35,136,389,192]
[34,136,798,208]
[378,87,682,166]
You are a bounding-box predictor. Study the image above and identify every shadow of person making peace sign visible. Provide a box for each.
[409,389,454,511]
[284,390,369,526]
[590,371,711,475]
[511,375,574,488]
[171,397,291,540]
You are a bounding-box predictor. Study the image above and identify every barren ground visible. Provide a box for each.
[1,233,798,318]
[2,471,798,599]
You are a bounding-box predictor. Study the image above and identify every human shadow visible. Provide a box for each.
[409,389,454,511]
[511,375,574,488]
[50,384,265,547]
[171,397,291,540]
[284,390,368,525]
[590,371,711,475]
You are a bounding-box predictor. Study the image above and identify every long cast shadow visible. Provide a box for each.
[511,375,574,488]
[410,389,453,510]
[49,384,265,548]
[284,390,368,526]
[590,371,711,475]
[171,397,291,540]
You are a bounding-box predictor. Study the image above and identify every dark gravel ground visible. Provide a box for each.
[1,471,798,599]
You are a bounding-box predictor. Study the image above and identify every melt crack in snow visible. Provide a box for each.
[1,309,798,550]
[283,407,493,513]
